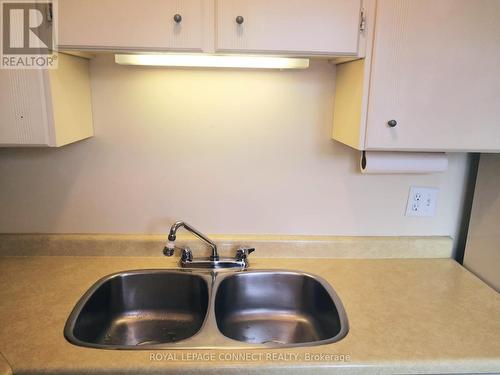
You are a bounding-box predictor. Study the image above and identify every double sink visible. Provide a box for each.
[65,269,349,349]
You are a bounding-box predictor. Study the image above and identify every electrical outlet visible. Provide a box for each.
[406,187,439,217]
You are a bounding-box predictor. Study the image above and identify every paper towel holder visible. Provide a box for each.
[361,151,367,170]
[360,151,449,174]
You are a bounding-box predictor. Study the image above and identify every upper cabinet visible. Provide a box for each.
[333,0,500,152]
[58,0,364,57]
[58,0,208,51]
[215,0,362,55]
[0,53,93,147]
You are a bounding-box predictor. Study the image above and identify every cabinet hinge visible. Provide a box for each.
[46,3,53,23]
[359,8,366,32]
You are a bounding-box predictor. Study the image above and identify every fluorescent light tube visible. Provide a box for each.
[115,54,309,69]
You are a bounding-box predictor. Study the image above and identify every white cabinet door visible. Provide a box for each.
[0,53,93,147]
[365,0,500,151]
[0,70,50,146]
[58,0,206,51]
[215,0,361,55]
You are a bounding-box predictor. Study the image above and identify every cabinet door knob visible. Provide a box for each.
[173,14,182,23]
[387,119,397,127]
[236,15,244,25]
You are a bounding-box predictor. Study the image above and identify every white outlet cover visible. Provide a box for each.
[406,187,439,217]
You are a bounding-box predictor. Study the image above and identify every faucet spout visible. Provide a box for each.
[165,221,219,261]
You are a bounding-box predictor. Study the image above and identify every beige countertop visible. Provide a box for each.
[0,254,499,375]
[0,353,12,375]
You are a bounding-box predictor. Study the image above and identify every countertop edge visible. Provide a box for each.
[0,234,453,259]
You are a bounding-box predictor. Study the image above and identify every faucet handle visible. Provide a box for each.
[236,247,255,261]
[181,247,193,262]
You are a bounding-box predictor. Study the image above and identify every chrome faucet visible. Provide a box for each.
[163,221,255,269]
[164,221,219,260]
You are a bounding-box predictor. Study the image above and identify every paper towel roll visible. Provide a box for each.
[360,151,448,174]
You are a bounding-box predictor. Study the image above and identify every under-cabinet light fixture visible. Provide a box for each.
[114,54,309,69]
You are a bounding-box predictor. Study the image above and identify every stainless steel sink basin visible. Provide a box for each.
[65,269,348,349]
[214,271,346,346]
[65,271,209,348]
